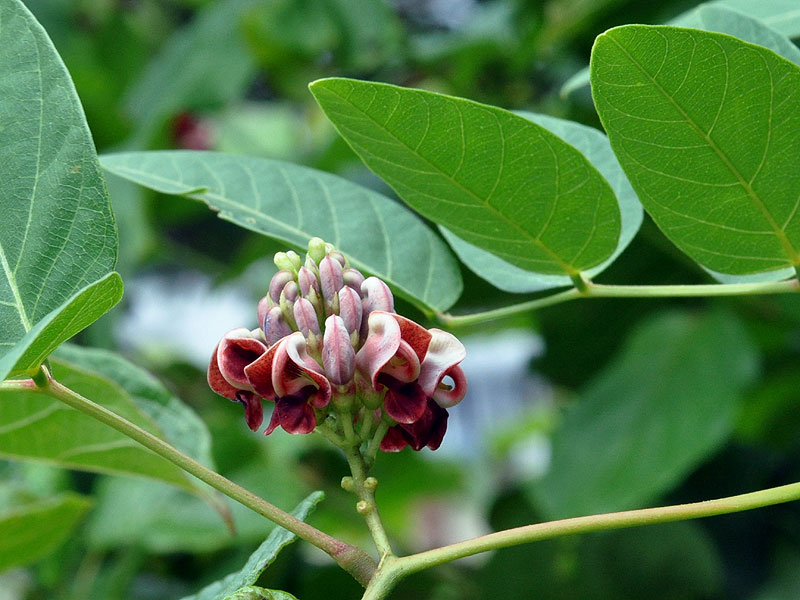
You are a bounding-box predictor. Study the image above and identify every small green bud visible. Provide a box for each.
[356,500,371,514]
[364,477,378,491]
[307,237,327,265]
[341,476,356,492]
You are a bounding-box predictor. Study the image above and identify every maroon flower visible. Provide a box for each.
[207,238,467,453]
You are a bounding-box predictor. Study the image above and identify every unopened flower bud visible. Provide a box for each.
[322,315,355,385]
[280,281,299,328]
[263,306,291,345]
[307,237,327,266]
[294,298,321,337]
[340,476,356,492]
[274,250,302,273]
[319,256,344,304]
[360,277,394,338]
[328,251,347,267]
[343,268,365,294]
[337,286,362,335]
[269,270,295,303]
[297,266,319,297]
[304,254,318,274]
[257,296,270,329]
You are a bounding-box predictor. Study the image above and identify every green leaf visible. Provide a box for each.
[224,587,297,600]
[441,113,642,292]
[0,273,123,381]
[179,492,324,600]
[0,0,118,377]
[0,492,92,572]
[310,78,621,277]
[591,25,800,276]
[529,311,758,519]
[0,357,194,491]
[53,344,215,468]
[562,2,800,97]
[99,151,462,312]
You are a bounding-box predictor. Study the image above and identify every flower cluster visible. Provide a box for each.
[208,239,467,452]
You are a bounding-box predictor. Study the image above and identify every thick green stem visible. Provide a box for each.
[6,373,376,587]
[438,279,800,327]
[389,481,800,579]
[344,446,395,559]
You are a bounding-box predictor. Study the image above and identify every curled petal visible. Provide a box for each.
[243,340,283,398]
[235,390,264,431]
[337,286,362,334]
[379,339,420,383]
[418,329,467,400]
[293,298,321,337]
[355,311,402,390]
[269,270,295,303]
[278,333,331,407]
[432,365,467,408]
[208,342,239,400]
[379,425,409,452]
[384,382,427,424]
[319,256,344,303]
[380,400,448,452]
[264,396,317,435]
[215,328,267,391]
[264,306,292,346]
[323,315,355,385]
[298,266,319,296]
[343,268,365,294]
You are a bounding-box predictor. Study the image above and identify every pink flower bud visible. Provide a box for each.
[343,268,365,294]
[323,315,356,385]
[298,266,319,297]
[337,286,363,335]
[360,277,394,338]
[293,297,321,337]
[263,306,292,345]
[319,256,344,303]
[269,270,295,303]
[257,296,270,329]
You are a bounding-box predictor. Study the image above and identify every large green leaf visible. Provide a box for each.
[310,78,621,277]
[0,273,122,381]
[591,25,800,276]
[441,113,642,292]
[0,357,194,491]
[0,492,92,572]
[180,492,323,600]
[529,311,758,519]
[562,2,800,97]
[54,344,215,468]
[0,0,118,379]
[100,151,462,312]
[224,588,297,600]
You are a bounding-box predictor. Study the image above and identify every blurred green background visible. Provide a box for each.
[2,0,800,598]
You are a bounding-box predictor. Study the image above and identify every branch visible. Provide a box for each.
[438,279,800,327]
[1,372,377,587]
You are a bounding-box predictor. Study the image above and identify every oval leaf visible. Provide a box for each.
[529,311,758,519]
[310,78,621,277]
[0,357,195,492]
[0,492,92,572]
[100,151,462,312]
[0,0,118,378]
[180,492,323,600]
[442,112,642,292]
[591,25,800,276]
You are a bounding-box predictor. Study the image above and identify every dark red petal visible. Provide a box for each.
[235,391,264,432]
[384,382,428,424]
[277,397,317,434]
[244,339,284,398]
[208,343,239,400]
[402,400,449,451]
[217,328,268,389]
[379,425,409,452]
[390,314,432,363]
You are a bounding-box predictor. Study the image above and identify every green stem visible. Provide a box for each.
[364,419,391,468]
[438,279,800,327]
[5,373,377,587]
[389,481,800,580]
[343,445,395,559]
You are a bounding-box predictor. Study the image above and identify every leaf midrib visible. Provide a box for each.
[321,82,584,275]
[607,30,800,266]
[0,241,32,331]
